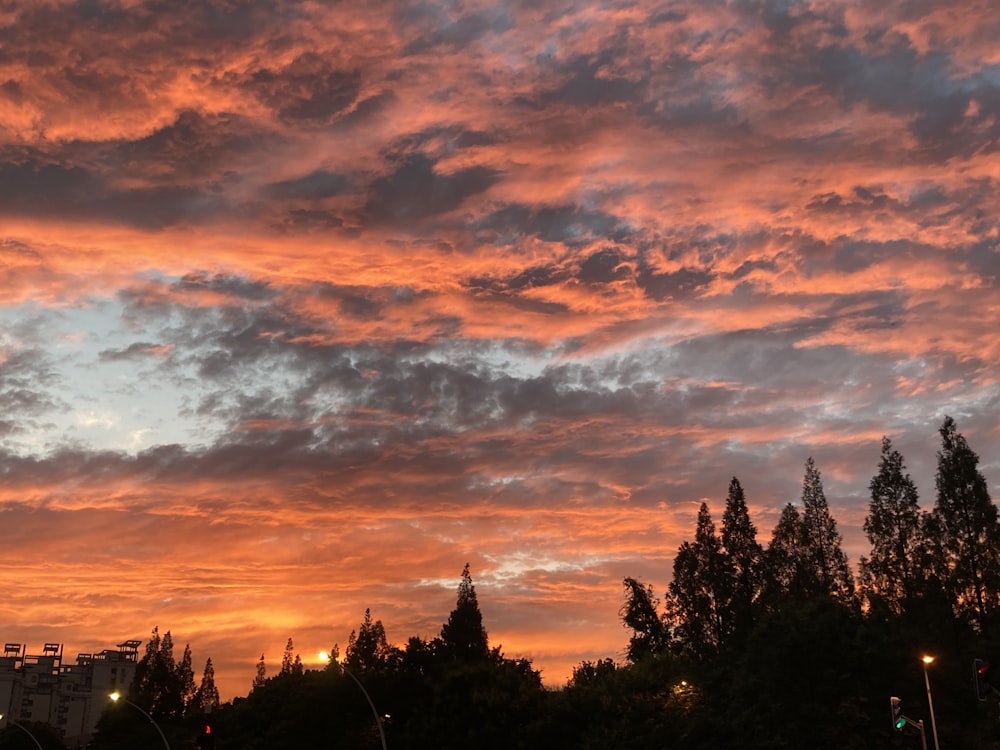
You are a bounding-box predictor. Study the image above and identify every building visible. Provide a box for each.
[0,639,141,747]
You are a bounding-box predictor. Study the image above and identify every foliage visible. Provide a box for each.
[438,562,490,662]
[619,577,670,662]
[0,721,67,750]
[667,502,732,659]
[90,626,217,750]
[799,457,855,602]
[859,436,926,613]
[931,415,1000,630]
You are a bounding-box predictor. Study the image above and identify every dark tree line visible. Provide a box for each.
[615,415,1000,748]
[87,626,218,750]
[78,416,1000,750]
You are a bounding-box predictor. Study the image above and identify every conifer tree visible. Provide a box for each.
[859,437,925,613]
[668,502,732,659]
[439,563,489,661]
[721,477,764,640]
[280,637,295,675]
[799,457,854,603]
[193,657,220,711]
[253,653,266,689]
[131,626,187,719]
[762,502,805,603]
[346,608,397,672]
[177,644,196,713]
[931,415,1000,629]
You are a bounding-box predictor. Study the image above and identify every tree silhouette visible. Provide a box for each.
[438,563,489,662]
[668,502,731,659]
[799,457,854,603]
[620,577,669,662]
[859,437,925,613]
[721,477,764,643]
[932,415,1000,630]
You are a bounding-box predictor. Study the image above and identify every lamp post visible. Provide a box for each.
[922,656,941,750]
[335,661,388,750]
[0,713,44,750]
[109,691,171,750]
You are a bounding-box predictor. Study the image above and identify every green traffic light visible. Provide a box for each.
[895,717,906,730]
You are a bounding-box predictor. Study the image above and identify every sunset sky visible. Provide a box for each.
[1,0,999,699]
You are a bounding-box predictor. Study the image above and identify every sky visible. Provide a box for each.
[1,0,999,700]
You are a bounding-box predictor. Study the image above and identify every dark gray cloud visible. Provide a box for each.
[363,153,503,224]
[245,54,363,124]
[266,169,354,201]
[0,154,230,228]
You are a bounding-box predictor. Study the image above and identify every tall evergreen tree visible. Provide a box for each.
[620,577,670,662]
[932,415,1000,629]
[439,563,489,661]
[193,657,220,711]
[668,502,733,659]
[177,644,196,714]
[253,653,266,690]
[762,502,807,604]
[346,608,398,672]
[859,437,925,613]
[132,626,185,719]
[721,477,764,641]
[799,457,854,603]
[280,638,295,676]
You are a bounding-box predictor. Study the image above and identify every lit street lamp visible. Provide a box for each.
[0,713,44,750]
[109,691,171,750]
[922,656,941,750]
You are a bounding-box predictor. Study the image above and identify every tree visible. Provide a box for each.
[253,653,266,690]
[721,477,764,642]
[280,638,296,676]
[620,577,670,662]
[762,502,805,604]
[346,608,398,673]
[439,563,489,662]
[931,415,1000,629]
[799,458,854,603]
[193,657,220,711]
[858,437,926,613]
[668,502,732,659]
[177,644,196,714]
[132,626,185,719]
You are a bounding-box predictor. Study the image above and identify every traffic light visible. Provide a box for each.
[974,658,992,700]
[890,696,906,730]
[197,721,214,750]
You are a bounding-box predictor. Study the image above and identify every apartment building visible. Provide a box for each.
[0,639,141,747]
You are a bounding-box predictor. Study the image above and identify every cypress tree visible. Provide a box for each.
[932,415,1000,629]
[668,502,732,659]
[721,477,764,641]
[859,437,925,613]
[439,563,489,661]
[799,457,854,603]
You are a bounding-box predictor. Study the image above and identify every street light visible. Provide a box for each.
[0,713,44,750]
[328,657,388,750]
[109,691,171,750]
[922,656,941,750]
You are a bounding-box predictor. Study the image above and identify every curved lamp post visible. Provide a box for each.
[332,660,388,750]
[0,714,44,750]
[921,656,941,750]
[109,692,171,750]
